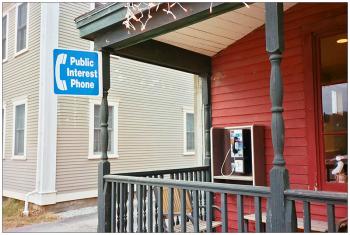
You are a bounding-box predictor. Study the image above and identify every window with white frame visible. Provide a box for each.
[2,14,8,60]
[16,3,28,53]
[13,100,27,158]
[184,109,195,154]
[89,101,118,158]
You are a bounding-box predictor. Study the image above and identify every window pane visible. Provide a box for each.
[108,130,113,152]
[2,16,6,37]
[186,132,194,151]
[185,113,194,152]
[108,106,114,129]
[324,134,347,183]
[15,104,25,130]
[2,39,6,60]
[14,104,25,155]
[94,129,101,153]
[186,113,194,132]
[16,3,27,52]
[322,83,348,133]
[320,33,347,84]
[17,28,26,52]
[2,16,6,60]
[18,3,27,27]
[93,104,114,154]
[15,130,24,155]
[94,105,100,128]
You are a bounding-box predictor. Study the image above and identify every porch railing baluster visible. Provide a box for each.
[147,185,153,233]
[111,182,116,232]
[120,183,126,233]
[137,185,143,233]
[158,186,164,233]
[205,191,213,232]
[221,193,228,232]
[154,176,158,232]
[254,196,262,232]
[285,199,297,232]
[202,170,207,220]
[327,204,336,232]
[193,190,199,232]
[116,182,120,232]
[237,194,244,232]
[303,201,311,233]
[128,184,134,233]
[198,171,203,220]
[180,189,187,233]
[168,187,174,232]
[143,183,147,232]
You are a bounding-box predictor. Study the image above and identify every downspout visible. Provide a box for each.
[201,73,212,167]
[23,190,37,216]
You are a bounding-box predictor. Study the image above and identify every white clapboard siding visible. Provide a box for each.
[56,3,197,194]
[2,3,41,193]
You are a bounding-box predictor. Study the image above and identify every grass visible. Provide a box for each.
[2,198,58,231]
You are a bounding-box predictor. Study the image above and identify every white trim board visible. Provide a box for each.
[36,2,59,195]
[56,189,97,203]
[3,189,97,205]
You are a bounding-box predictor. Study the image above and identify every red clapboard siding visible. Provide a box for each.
[211,3,347,229]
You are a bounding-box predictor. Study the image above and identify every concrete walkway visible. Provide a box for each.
[6,212,97,233]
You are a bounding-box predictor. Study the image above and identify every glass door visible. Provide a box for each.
[317,32,348,191]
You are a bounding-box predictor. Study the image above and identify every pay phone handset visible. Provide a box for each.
[220,129,252,176]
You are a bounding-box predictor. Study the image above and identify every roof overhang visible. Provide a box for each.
[75,2,295,75]
[75,2,247,50]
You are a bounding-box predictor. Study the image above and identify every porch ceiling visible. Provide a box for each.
[154,2,296,57]
[75,2,296,75]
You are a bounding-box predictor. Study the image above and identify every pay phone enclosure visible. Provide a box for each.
[211,125,265,186]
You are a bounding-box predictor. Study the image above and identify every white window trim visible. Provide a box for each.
[2,104,6,159]
[88,99,119,160]
[2,13,9,62]
[14,2,30,58]
[183,106,195,156]
[12,97,28,160]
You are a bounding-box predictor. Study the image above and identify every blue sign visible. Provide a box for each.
[53,49,101,96]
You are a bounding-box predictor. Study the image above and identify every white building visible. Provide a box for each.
[2,2,204,206]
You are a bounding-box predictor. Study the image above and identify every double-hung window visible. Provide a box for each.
[12,99,27,159]
[184,108,195,155]
[89,100,118,159]
[2,14,8,61]
[16,3,28,53]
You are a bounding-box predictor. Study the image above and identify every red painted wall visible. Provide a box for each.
[211,3,347,231]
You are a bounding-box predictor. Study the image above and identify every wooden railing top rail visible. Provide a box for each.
[104,174,270,197]
[285,189,348,205]
[112,166,210,177]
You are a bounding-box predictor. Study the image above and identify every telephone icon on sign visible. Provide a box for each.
[55,53,68,91]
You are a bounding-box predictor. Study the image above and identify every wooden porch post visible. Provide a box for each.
[97,49,111,232]
[264,3,291,232]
